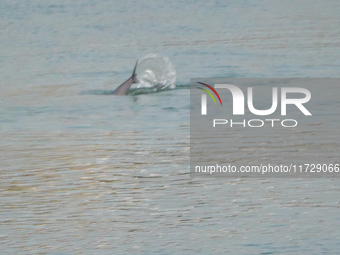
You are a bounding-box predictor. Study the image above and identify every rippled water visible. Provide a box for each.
[1,0,339,254]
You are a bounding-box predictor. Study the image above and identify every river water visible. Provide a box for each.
[0,0,339,254]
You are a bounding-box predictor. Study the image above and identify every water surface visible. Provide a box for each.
[1,0,339,254]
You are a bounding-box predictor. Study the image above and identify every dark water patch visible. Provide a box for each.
[79,84,190,96]
[79,90,115,95]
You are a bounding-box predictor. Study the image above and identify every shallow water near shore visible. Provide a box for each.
[1,0,340,254]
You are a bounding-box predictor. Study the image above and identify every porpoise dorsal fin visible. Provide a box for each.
[113,60,139,95]
[132,60,138,79]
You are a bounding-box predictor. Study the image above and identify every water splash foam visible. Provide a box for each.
[135,54,176,91]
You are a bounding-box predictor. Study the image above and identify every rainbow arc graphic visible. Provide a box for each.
[196,82,223,106]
